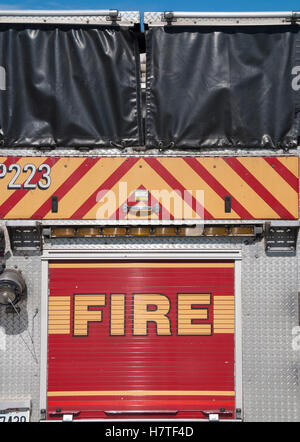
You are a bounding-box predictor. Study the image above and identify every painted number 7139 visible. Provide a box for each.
[0,163,51,190]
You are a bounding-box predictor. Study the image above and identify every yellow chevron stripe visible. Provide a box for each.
[157,157,240,219]
[6,157,86,218]
[43,157,125,219]
[84,159,159,220]
[197,157,279,219]
[276,156,299,177]
[238,157,298,217]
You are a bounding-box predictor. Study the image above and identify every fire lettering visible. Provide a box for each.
[133,294,171,336]
[177,294,212,336]
[71,293,213,336]
[73,294,105,336]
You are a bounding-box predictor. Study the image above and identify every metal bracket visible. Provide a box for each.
[51,196,58,213]
[208,413,219,422]
[162,11,177,24]
[105,9,120,22]
[265,226,298,254]
[235,408,242,420]
[202,409,232,420]
[7,225,42,254]
[49,410,80,420]
[122,203,160,215]
[286,10,300,23]
[224,195,231,213]
[62,414,74,422]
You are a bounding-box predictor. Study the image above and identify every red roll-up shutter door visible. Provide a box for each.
[47,260,236,420]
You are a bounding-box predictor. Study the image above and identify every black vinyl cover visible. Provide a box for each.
[146,26,300,149]
[0,25,142,148]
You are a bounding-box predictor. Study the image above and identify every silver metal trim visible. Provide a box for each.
[0,148,298,157]
[41,418,243,422]
[0,9,118,16]
[41,249,242,260]
[4,220,299,228]
[144,10,299,26]
[0,10,140,26]
[163,11,299,19]
[39,260,49,413]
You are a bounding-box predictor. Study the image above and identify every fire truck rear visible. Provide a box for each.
[0,9,299,422]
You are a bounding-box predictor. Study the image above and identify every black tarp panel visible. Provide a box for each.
[0,25,142,148]
[146,26,300,149]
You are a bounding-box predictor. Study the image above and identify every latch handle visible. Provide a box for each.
[122,203,160,215]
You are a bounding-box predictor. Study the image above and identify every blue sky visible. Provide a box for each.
[1,0,300,13]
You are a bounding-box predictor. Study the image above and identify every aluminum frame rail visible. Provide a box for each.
[144,10,300,26]
[0,10,140,26]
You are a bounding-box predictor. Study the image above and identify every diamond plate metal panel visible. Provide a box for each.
[241,240,300,421]
[0,11,140,26]
[0,225,299,421]
[0,255,41,422]
[143,11,293,26]
[0,147,298,157]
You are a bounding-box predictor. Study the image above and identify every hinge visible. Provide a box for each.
[106,9,120,23]
[162,11,177,24]
[286,11,300,24]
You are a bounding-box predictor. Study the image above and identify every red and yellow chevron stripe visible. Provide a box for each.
[0,156,298,220]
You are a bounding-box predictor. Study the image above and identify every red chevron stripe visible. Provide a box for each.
[225,157,294,219]
[31,157,100,219]
[184,157,253,219]
[0,157,59,218]
[71,157,139,219]
[144,157,210,219]
[263,157,299,193]
[1,156,21,168]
